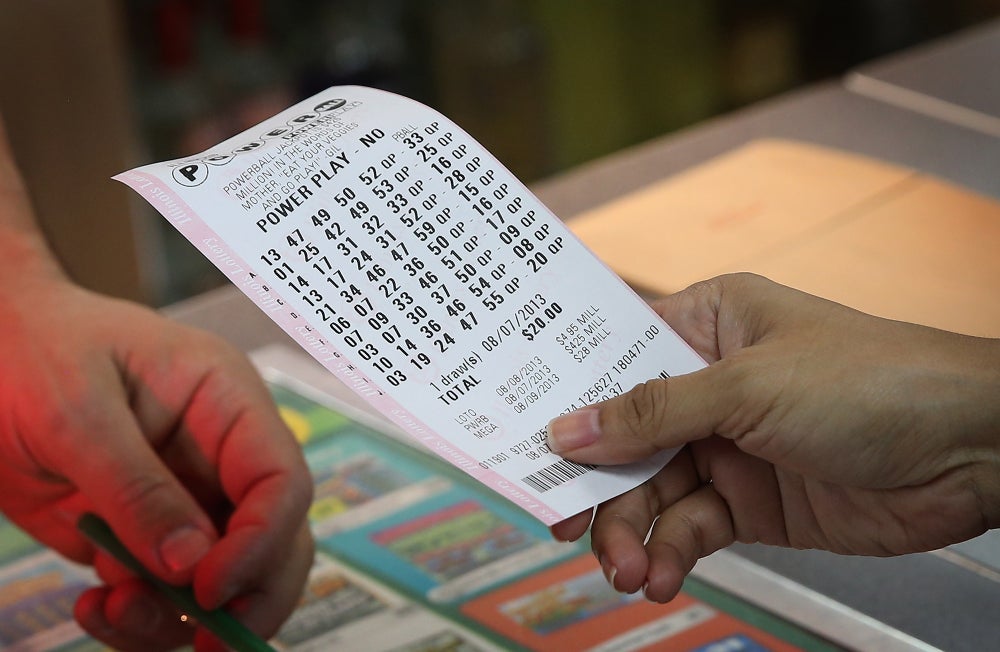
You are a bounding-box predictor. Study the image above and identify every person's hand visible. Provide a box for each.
[0,274,314,651]
[547,273,1000,603]
[0,119,313,651]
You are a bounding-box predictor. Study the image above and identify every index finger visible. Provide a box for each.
[169,350,313,609]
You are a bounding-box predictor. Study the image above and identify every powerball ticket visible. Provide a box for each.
[115,86,706,525]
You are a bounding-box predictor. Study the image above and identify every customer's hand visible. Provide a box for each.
[547,273,1000,603]
[0,117,313,651]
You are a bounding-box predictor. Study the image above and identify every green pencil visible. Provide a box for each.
[77,513,277,652]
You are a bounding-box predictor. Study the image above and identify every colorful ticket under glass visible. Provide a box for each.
[115,86,706,524]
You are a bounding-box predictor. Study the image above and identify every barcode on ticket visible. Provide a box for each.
[522,459,597,493]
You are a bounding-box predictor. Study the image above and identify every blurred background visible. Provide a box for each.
[1,0,998,307]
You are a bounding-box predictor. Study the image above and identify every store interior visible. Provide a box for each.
[2,0,998,304]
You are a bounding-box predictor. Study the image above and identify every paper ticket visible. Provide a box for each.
[115,86,706,524]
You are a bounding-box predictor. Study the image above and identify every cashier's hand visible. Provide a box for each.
[0,277,314,651]
[0,121,313,651]
[547,273,1000,603]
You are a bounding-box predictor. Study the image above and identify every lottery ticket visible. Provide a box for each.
[115,86,706,524]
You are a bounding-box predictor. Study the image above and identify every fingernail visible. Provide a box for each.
[159,526,212,573]
[547,407,601,453]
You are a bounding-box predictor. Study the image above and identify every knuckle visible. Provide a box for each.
[182,327,230,361]
[618,379,670,443]
[190,330,259,379]
[109,473,176,524]
[721,271,768,290]
[683,276,723,297]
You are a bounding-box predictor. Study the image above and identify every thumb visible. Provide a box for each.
[546,362,744,465]
[59,400,217,584]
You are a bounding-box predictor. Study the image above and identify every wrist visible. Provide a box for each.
[0,127,67,288]
[979,342,1000,529]
[0,224,66,289]
[958,336,1000,529]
